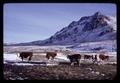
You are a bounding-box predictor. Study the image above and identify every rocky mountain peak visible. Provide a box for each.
[92,11,111,21]
[94,11,102,16]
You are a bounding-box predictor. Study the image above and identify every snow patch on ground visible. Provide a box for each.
[3,53,69,66]
[12,63,34,66]
[4,53,21,61]
[55,53,69,61]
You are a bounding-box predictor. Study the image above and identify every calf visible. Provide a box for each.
[46,52,57,60]
[19,52,33,61]
[99,54,109,61]
[67,54,81,66]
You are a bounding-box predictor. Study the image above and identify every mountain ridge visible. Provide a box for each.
[4,12,116,46]
[37,11,116,45]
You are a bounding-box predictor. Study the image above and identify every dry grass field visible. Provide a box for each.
[3,46,117,80]
[4,63,116,80]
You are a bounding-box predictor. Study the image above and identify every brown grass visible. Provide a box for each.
[4,63,116,80]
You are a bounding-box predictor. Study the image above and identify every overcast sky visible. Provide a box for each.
[4,3,116,43]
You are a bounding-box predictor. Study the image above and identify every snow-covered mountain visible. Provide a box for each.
[34,12,116,45]
[5,12,116,46]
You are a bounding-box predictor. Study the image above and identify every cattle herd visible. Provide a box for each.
[18,52,109,66]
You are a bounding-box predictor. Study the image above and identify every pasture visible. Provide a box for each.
[3,46,117,80]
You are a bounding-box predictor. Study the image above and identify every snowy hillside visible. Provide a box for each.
[67,40,116,53]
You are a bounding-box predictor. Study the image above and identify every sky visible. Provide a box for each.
[3,3,116,43]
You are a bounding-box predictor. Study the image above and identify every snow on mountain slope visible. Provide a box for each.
[104,16,116,30]
[38,11,116,45]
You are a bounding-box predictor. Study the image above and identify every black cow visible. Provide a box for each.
[19,52,33,61]
[67,54,81,66]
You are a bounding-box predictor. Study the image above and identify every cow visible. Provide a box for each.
[19,52,33,61]
[99,54,109,61]
[67,54,81,66]
[84,54,99,64]
[84,55,94,60]
[46,52,57,60]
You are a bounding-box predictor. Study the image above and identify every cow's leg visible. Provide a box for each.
[47,57,51,63]
[28,55,32,61]
[92,57,94,62]
[92,59,96,64]
[51,56,54,61]
[49,56,52,61]
[28,56,32,62]
[94,58,98,64]
[106,58,109,61]
[78,59,81,66]
[92,57,96,64]
[96,61,99,65]
[70,60,74,66]
[52,57,56,63]
[71,62,74,66]
[93,57,99,64]
[76,59,81,66]
[21,57,23,61]
[100,59,104,64]
[95,58,100,65]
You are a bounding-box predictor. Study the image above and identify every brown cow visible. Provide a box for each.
[46,52,57,60]
[19,52,33,61]
[67,54,81,66]
[99,54,109,61]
